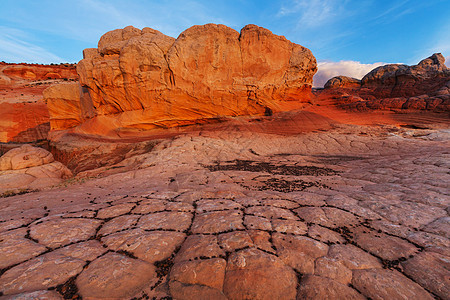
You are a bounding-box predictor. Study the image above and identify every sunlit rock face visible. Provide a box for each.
[45,24,317,137]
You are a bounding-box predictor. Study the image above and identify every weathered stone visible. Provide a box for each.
[96,202,135,219]
[76,252,157,299]
[138,211,192,231]
[401,251,450,299]
[174,235,225,263]
[350,226,419,260]
[314,256,353,284]
[191,210,244,234]
[29,218,101,248]
[170,258,226,290]
[131,199,166,214]
[0,237,47,269]
[169,280,227,300]
[97,214,139,236]
[271,219,308,235]
[223,248,297,300]
[51,240,106,261]
[0,253,85,295]
[422,216,450,238]
[273,232,328,273]
[195,199,242,212]
[102,229,185,263]
[328,244,382,270]
[352,268,434,300]
[247,230,276,254]
[308,224,346,244]
[218,231,254,252]
[0,290,63,299]
[244,215,272,231]
[246,205,298,220]
[297,275,365,300]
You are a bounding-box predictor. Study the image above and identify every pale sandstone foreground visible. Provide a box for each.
[0,124,449,299]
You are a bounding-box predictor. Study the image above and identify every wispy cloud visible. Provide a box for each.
[0,27,64,64]
[277,0,345,28]
[313,60,386,87]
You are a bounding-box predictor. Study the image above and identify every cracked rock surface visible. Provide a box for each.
[0,125,449,299]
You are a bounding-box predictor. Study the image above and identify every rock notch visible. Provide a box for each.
[44,24,317,138]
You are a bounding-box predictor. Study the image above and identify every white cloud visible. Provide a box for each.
[313,60,386,88]
[0,27,64,64]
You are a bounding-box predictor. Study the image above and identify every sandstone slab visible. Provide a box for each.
[223,248,297,300]
[0,253,85,295]
[352,268,434,300]
[76,252,157,299]
[29,218,101,248]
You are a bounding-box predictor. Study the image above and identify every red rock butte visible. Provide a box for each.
[43,24,317,138]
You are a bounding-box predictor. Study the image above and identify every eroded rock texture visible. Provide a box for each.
[45,24,317,137]
[0,145,72,193]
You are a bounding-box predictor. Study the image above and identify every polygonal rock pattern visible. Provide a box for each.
[29,218,102,248]
[0,126,447,299]
[75,252,157,299]
[223,248,298,300]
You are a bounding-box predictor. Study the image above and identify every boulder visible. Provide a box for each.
[361,53,450,98]
[324,76,361,89]
[45,24,317,136]
[0,145,72,193]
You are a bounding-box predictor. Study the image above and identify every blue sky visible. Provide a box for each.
[1,0,449,85]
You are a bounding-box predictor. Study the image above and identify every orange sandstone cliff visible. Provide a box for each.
[44,24,317,138]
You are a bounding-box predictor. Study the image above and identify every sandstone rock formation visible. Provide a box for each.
[0,62,77,82]
[45,24,317,137]
[322,53,450,112]
[0,145,72,193]
[0,62,77,143]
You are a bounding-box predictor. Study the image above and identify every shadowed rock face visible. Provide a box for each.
[322,53,450,112]
[44,24,317,137]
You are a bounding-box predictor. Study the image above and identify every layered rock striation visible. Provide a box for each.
[322,53,450,111]
[44,24,317,137]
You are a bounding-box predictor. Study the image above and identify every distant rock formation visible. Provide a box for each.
[44,24,317,138]
[0,62,78,143]
[0,62,77,83]
[322,54,450,111]
[0,145,72,193]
